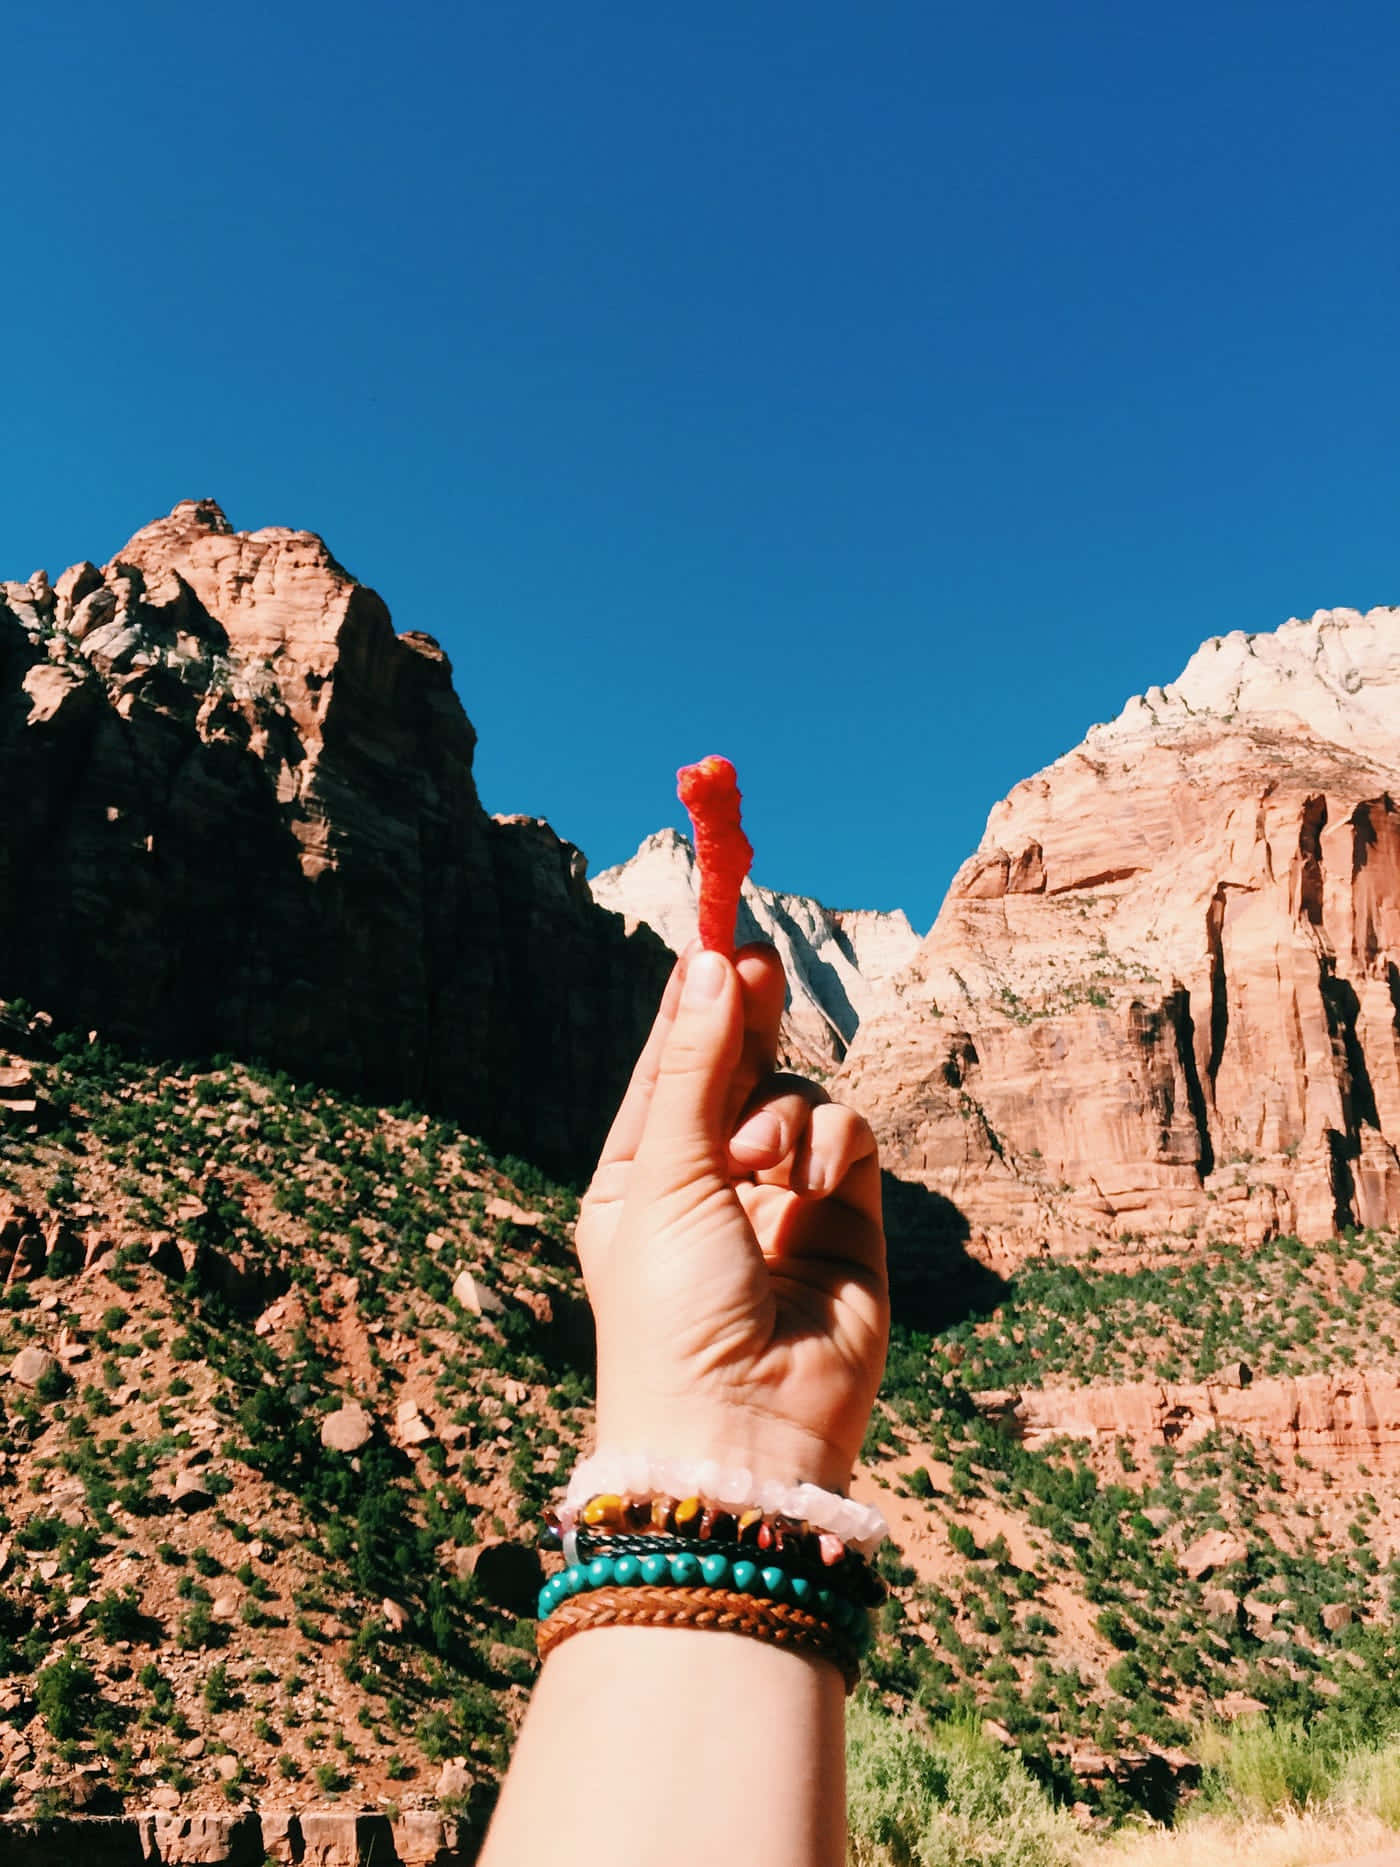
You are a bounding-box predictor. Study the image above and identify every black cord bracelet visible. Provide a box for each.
[572,1525,887,1608]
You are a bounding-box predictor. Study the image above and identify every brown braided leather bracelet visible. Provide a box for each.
[535,1584,862,1694]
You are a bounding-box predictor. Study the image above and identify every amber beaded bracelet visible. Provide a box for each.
[544,1492,871,1575]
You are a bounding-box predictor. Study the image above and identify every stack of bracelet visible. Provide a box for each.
[535,1488,886,1694]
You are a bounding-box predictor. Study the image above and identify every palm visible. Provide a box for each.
[576,951,889,1492]
[736,1177,886,1368]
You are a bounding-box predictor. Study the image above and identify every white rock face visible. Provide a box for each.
[589,829,922,1072]
[1086,606,1400,764]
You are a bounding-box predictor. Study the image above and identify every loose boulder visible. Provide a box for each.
[1181,1530,1248,1581]
[171,1469,214,1513]
[320,1401,374,1453]
[9,1347,58,1389]
[451,1271,504,1317]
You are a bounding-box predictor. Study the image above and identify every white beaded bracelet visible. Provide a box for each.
[559,1451,889,1556]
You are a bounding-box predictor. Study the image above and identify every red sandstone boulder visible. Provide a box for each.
[1181,1530,1248,1580]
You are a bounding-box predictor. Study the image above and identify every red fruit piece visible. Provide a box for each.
[676,755,754,958]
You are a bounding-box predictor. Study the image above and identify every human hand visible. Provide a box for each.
[575,944,889,1496]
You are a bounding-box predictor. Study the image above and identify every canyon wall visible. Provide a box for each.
[838,607,1400,1260]
[0,1808,473,1864]
[0,500,670,1178]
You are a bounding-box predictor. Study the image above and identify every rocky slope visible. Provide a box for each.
[589,827,922,1071]
[0,1010,588,1854]
[838,605,1400,1263]
[0,501,670,1181]
[7,1006,1400,1850]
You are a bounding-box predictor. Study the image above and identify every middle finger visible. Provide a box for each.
[728,1070,831,1175]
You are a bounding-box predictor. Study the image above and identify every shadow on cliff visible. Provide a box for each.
[0,603,673,1187]
[880,1172,1009,1334]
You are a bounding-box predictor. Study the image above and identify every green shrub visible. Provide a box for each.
[45,1231,82,1278]
[1335,1737,1400,1829]
[417,1709,454,1760]
[93,1588,143,1642]
[1196,1716,1335,1817]
[1095,1607,1135,1652]
[1106,1657,1146,1699]
[846,1696,1077,1867]
[177,1599,220,1650]
[36,1650,98,1741]
[35,1365,69,1404]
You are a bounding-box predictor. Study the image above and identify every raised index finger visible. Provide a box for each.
[591,954,686,1176]
[592,938,785,1182]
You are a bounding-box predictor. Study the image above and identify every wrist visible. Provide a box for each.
[592,1399,855,1497]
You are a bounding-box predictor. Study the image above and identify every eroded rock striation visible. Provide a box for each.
[839,606,1400,1257]
[589,827,922,1071]
[0,500,669,1174]
[992,1366,1400,1478]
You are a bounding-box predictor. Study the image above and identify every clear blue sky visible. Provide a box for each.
[5,2,1398,930]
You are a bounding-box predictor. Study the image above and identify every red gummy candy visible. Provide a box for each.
[676,755,754,958]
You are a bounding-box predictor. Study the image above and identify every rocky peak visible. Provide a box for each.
[99,498,375,684]
[159,494,236,535]
[1088,605,1400,764]
[838,603,1400,1261]
[0,501,669,1175]
[589,828,921,1072]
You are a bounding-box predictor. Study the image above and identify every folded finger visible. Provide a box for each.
[728,1071,830,1174]
[790,1102,881,1218]
[727,943,787,1127]
[737,941,785,1069]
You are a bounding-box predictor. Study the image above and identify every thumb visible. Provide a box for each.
[631,948,744,1197]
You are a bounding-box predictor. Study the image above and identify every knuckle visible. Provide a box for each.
[657,1046,714,1084]
[767,1070,831,1105]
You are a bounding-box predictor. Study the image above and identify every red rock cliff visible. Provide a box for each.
[838,607,1400,1260]
[0,500,670,1175]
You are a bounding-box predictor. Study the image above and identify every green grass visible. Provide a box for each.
[846,1696,1079,1867]
[1195,1718,1335,1818]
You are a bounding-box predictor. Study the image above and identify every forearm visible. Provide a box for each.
[479,1623,847,1865]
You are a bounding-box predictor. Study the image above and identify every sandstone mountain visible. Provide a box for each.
[0,501,670,1178]
[589,827,922,1072]
[838,605,1400,1263]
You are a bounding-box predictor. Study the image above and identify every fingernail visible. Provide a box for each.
[682,950,727,1006]
[731,1111,782,1159]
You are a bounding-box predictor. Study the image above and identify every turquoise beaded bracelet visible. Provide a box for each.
[536,1550,871,1645]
